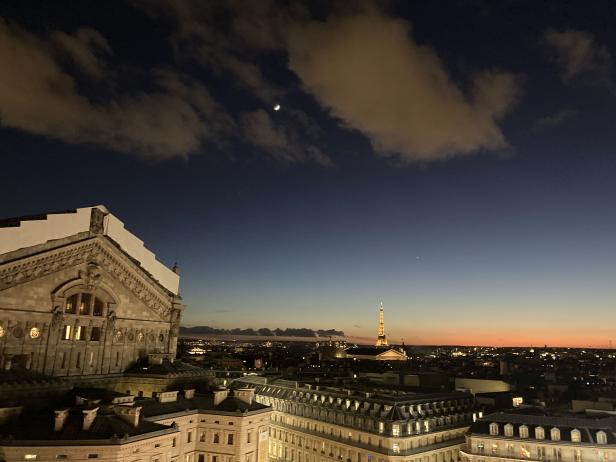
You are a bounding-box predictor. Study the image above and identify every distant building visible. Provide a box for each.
[345,346,408,361]
[233,376,483,462]
[461,410,616,462]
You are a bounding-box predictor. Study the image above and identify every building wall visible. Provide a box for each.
[268,410,465,462]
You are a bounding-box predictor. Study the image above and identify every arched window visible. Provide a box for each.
[571,429,581,443]
[489,423,499,436]
[535,426,545,440]
[597,431,607,444]
[64,293,106,317]
[551,428,561,441]
[519,425,529,438]
[504,424,514,437]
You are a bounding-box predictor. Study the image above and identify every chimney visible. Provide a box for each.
[235,388,255,406]
[213,388,229,406]
[184,389,195,400]
[82,407,99,431]
[157,391,179,403]
[113,405,142,427]
[54,409,70,432]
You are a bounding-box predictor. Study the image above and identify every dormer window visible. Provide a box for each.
[551,428,561,441]
[489,423,499,436]
[571,429,581,443]
[519,425,529,438]
[597,431,607,444]
[536,427,545,440]
[504,424,514,437]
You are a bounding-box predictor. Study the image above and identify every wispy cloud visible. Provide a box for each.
[544,28,614,89]
[533,109,577,131]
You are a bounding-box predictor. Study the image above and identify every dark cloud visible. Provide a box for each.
[287,9,520,163]
[544,28,614,89]
[241,110,332,167]
[0,18,232,158]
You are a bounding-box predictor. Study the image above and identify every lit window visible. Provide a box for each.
[392,424,400,436]
[62,325,72,340]
[489,423,499,436]
[24,456,37,460]
[504,424,514,437]
[378,422,384,434]
[65,294,78,314]
[519,425,529,438]
[551,428,561,441]
[75,326,85,341]
[93,298,104,316]
[535,426,545,440]
[597,431,608,445]
[571,429,581,443]
[392,444,400,454]
[79,293,92,315]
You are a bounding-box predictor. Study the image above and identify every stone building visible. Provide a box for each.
[460,410,616,462]
[0,205,183,379]
[232,376,482,462]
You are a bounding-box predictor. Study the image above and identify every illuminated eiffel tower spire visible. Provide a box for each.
[376,301,388,347]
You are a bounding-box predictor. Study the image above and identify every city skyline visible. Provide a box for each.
[1,1,616,348]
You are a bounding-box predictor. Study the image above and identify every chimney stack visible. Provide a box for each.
[213,388,229,406]
[82,407,99,431]
[235,388,255,406]
[113,405,142,427]
[54,409,70,432]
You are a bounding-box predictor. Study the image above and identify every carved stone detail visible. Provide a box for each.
[0,238,172,321]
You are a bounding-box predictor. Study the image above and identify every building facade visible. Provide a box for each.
[460,411,616,462]
[233,377,482,462]
[0,206,183,378]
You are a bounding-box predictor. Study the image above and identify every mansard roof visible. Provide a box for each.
[471,410,616,444]
[0,205,179,295]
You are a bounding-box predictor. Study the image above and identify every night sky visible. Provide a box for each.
[1,1,616,347]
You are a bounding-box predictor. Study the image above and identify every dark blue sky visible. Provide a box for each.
[1,0,615,346]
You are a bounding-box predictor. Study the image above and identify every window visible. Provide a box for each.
[504,424,513,437]
[378,422,384,434]
[537,447,546,460]
[491,444,498,455]
[520,446,530,459]
[597,431,608,444]
[24,456,37,460]
[213,433,220,443]
[76,352,81,369]
[56,456,68,460]
[200,432,206,442]
[115,351,120,367]
[247,431,252,443]
[535,426,545,440]
[551,428,561,441]
[489,423,499,436]
[392,444,400,454]
[198,456,205,462]
[62,325,72,340]
[477,442,484,454]
[553,448,562,461]
[93,298,104,316]
[574,450,582,462]
[571,429,581,443]
[392,424,400,436]
[227,433,234,445]
[65,294,78,314]
[75,326,85,341]
[90,327,101,341]
[172,438,176,447]
[79,293,92,315]
[87,456,98,459]
[60,352,66,369]
[519,425,529,438]
[187,431,192,443]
